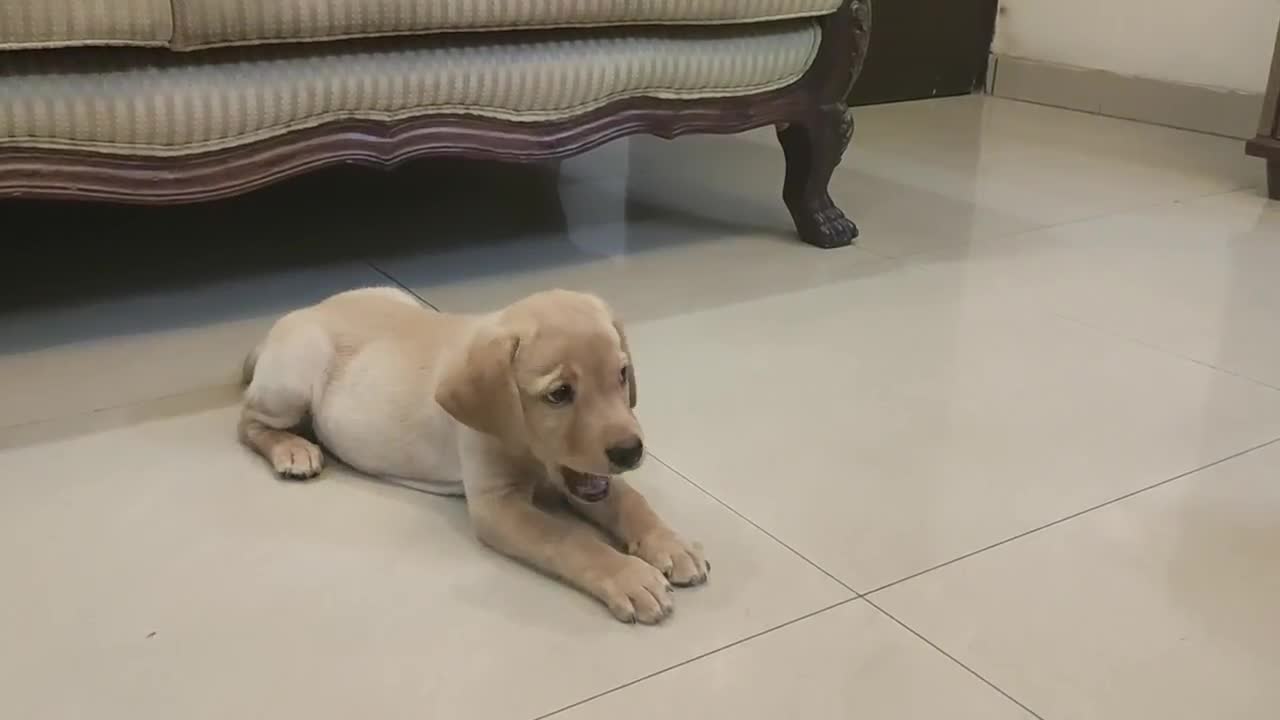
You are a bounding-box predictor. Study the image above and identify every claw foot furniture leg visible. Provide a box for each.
[778,106,858,248]
[776,0,871,248]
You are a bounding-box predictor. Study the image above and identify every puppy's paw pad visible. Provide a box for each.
[270,439,324,480]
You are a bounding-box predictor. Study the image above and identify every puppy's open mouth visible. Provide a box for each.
[562,467,611,503]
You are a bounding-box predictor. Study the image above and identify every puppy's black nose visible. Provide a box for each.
[606,439,644,469]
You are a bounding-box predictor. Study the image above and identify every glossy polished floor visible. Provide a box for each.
[3,96,1278,719]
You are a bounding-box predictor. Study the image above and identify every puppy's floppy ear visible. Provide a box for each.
[614,319,637,409]
[435,321,524,442]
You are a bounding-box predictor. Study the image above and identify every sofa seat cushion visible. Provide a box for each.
[0,0,173,50]
[0,21,820,156]
[170,0,841,50]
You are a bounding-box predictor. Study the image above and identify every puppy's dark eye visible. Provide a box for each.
[619,366,629,385]
[544,384,574,406]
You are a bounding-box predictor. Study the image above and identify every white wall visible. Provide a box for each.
[993,0,1280,94]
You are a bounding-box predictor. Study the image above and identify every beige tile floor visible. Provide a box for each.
[1,96,1276,719]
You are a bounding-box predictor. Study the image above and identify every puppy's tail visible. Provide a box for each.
[240,345,261,387]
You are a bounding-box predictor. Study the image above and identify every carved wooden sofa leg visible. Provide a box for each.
[775,0,870,249]
[778,106,858,248]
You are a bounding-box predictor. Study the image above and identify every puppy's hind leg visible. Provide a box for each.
[239,322,330,480]
[240,413,324,480]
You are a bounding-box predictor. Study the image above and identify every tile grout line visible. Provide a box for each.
[864,434,1280,596]
[0,384,241,437]
[994,96,1259,142]
[621,436,1280,719]
[366,260,441,311]
[862,184,1258,264]
[863,597,1047,720]
[646,451,859,596]
[531,596,860,720]
[1045,309,1280,393]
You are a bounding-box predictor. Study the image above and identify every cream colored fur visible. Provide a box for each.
[239,287,707,624]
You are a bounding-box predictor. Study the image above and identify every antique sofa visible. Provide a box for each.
[0,0,871,248]
[1246,18,1280,200]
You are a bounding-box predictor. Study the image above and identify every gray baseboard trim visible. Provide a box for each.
[989,54,1264,139]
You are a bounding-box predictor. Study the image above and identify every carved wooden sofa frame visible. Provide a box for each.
[0,1,870,249]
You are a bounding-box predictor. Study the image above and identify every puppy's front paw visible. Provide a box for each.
[632,530,709,587]
[598,555,674,625]
[270,438,324,480]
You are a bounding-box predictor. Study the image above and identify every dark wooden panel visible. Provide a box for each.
[850,0,998,105]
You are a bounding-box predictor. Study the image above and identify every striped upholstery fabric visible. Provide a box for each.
[0,22,820,156]
[170,0,841,50]
[0,0,173,49]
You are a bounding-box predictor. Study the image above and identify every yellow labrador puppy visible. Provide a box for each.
[238,287,707,623]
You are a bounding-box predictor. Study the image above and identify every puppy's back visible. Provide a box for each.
[244,287,440,385]
[306,286,443,348]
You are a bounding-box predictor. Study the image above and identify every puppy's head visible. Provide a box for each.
[435,290,642,503]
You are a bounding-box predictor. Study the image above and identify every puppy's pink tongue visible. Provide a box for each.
[583,475,609,493]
